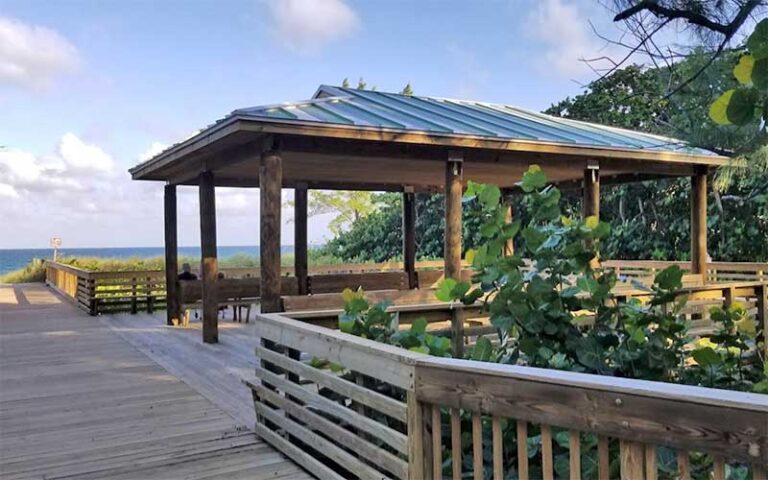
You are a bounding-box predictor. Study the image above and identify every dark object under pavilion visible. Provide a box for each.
[130,85,729,343]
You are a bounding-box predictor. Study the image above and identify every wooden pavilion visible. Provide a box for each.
[130,85,729,343]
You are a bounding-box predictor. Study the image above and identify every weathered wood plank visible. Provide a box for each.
[0,286,308,480]
[415,357,768,464]
[253,366,409,454]
[255,344,407,422]
[251,384,397,480]
[255,312,424,390]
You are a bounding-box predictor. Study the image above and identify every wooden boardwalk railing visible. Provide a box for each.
[45,259,768,316]
[247,312,768,480]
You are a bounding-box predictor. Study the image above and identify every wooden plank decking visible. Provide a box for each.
[0,283,310,480]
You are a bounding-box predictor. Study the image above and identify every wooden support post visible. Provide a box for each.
[403,187,417,289]
[691,166,708,279]
[757,284,767,358]
[260,149,283,314]
[583,164,600,268]
[294,184,308,295]
[502,190,514,256]
[583,164,600,220]
[199,171,219,343]
[164,184,180,326]
[445,157,463,279]
[445,155,463,356]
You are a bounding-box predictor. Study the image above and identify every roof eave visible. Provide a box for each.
[129,115,244,180]
[130,116,731,180]
[234,116,730,166]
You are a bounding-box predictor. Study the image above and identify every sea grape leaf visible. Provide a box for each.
[747,18,768,60]
[734,54,755,84]
[726,88,759,125]
[520,164,547,192]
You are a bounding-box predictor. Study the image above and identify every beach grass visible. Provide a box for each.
[0,250,343,284]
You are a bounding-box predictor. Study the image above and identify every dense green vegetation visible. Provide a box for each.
[330,167,766,479]
[320,51,768,263]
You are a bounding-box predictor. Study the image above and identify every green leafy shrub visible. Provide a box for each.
[324,166,765,479]
[338,287,451,356]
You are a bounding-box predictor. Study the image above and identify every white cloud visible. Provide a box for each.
[526,0,605,77]
[0,16,80,90]
[0,134,113,201]
[58,133,114,172]
[139,141,169,162]
[267,0,360,53]
[0,135,333,248]
[0,183,18,198]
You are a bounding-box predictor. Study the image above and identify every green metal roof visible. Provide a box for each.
[228,85,715,156]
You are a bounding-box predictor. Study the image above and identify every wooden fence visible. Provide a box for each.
[247,311,768,480]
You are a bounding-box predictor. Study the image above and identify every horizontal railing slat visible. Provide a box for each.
[255,345,407,422]
[253,366,409,455]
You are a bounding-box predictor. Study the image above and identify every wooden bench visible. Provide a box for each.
[308,271,407,294]
[179,277,299,324]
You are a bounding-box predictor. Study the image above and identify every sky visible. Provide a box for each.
[0,0,631,249]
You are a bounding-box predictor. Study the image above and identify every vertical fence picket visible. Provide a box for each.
[713,457,726,480]
[451,408,461,480]
[517,420,529,480]
[644,445,657,480]
[492,416,503,480]
[432,406,442,479]
[541,424,554,480]
[598,435,610,480]
[569,430,581,480]
[677,451,690,480]
[472,413,483,480]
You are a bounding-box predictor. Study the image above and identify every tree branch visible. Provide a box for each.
[613,0,761,37]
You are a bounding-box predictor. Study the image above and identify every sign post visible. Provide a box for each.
[50,237,62,262]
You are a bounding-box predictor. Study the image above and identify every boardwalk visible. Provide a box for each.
[0,283,310,480]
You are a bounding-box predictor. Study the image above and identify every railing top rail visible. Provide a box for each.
[44,261,94,279]
[255,312,427,390]
[416,356,768,412]
[415,356,768,464]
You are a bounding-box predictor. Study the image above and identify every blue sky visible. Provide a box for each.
[0,0,626,249]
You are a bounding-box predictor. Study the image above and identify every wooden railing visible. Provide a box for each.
[247,312,768,480]
[45,261,166,315]
[603,260,767,284]
[45,259,768,317]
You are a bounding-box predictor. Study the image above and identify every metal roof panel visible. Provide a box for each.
[231,85,715,155]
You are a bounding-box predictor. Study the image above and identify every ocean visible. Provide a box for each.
[0,246,295,275]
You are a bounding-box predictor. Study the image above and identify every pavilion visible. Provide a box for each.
[129,85,729,344]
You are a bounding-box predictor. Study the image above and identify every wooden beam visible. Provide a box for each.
[164,184,180,326]
[294,184,308,295]
[691,166,708,277]
[260,149,283,313]
[582,165,600,220]
[403,188,417,289]
[199,171,218,343]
